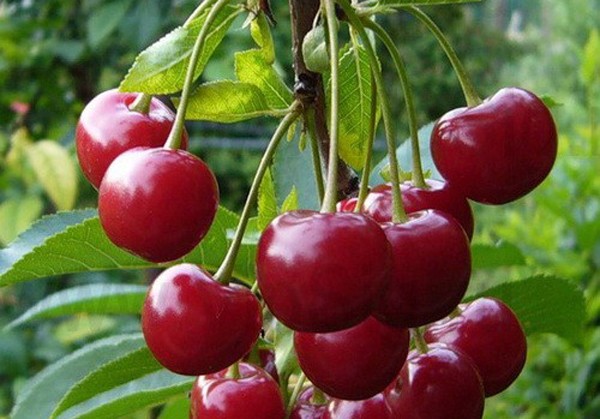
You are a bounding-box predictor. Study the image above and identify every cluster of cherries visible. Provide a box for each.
[75,86,557,418]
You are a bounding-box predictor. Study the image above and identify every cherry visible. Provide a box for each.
[328,391,395,418]
[387,344,485,419]
[430,87,557,204]
[76,89,188,189]
[335,196,358,213]
[190,362,285,419]
[257,210,391,332]
[98,147,218,263]
[294,316,409,400]
[141,264,262,376]
[424,297,527,396]
[362,179,474,240]
[289,387,330,419]
[374,210,471,328]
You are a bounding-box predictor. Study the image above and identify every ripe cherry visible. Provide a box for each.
[190,362,285,419]
[424,297,527,396]
[430,87,557,204]
[289,387,330,419]
[387,344,485,419]
[141,264,262,376]
[76,89,188,189]
[374,210,471,328]
[257,210,391,332]
[98,147,218,263]
[294,317,409,400]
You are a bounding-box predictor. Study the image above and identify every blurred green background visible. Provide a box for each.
[0,0,599,417]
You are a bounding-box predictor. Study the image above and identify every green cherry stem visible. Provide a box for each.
[311,386,328,405]
[339,0,407,223]
[363,18,426,189]
[320,0,341,214]
[404,6,481,108]
[411,327,429,354]
[286,372,307,415]
[226,361,241,379]
[213,105,302,285]
[307,110,326,204]
[164,0,233,150]
[355,69,377,212]
[128,93,153,114]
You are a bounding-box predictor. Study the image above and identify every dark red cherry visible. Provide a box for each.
[430,87,557,204]
[289,387,330,419]
[76,89,188,189]
[190,362,285,419]
[98,147,218,263]
[424,297,527,396]
[387,344,484,419]
[362,179,474,239]
[374,210,471,328]
[141,264,262,376]
[328,391,395,418]
[257,210,391,332]
[294,317,409,400]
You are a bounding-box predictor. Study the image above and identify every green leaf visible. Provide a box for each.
[54,315,117,345]
[55,370,193,419]
[0,195,43,245]
[471,241,526,270]
[581,29,600,86]
[0,207,256,288]
[87,0,134,48]
[120,5,240,94]
[235,49,293,109]
[184,80,283,122]
[11,334,145,419]
[471,275,586,344]
[26,140,78,210]
[250,13,275,65]
[280,186,299,213]
[158,398,190,419]
[257,169,278,231]
[51,347,161,418]
[6,284,147,329]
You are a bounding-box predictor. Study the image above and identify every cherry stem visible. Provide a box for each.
[226,361,241,379]
[404,6,481,108]
[364,18,426,189]
[286,372,306,414]
[339,0,407,223]
[320,0,341,214]
[128,93,153,115]
[411,327,429,354]
[449,305,463,319]
[184,0,218,26]
[307,110,326,204]
[355,69,377,212]
[164,0,233,150]
[213,105,302,285]
[311,386,328,405]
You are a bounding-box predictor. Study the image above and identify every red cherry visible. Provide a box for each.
[76,89,188,189]
[289,387,330,419]
[430,87,557,204]
[328,391,395,418]
[374,210,471,328]
[190,363,285,419]
[257,210,391,332]
[387,344,485,419]
[424,297,527,396]
[294,317,409,400]
[98,147,218,263]
[362,179,474,239]
[141,264,262,376]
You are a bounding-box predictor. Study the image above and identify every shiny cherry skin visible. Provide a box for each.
[430,87,557,204]
[257,210,391,332]
[98,147,218,263]
[362,179,474,239]
[374,210,471,328]
[294,316,409,400]
[387,344,485,419]
[328,391,395,418]
[190,362,285,419]
[289,387,330,419]
[424,297,527,396]
[243,348,279,383]
[76,89,188,189]
[141,264,262,376]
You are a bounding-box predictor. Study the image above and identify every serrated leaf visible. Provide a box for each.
[119,5,240,94]
[235,49,292,109]
[581,29,600,86]
[0,207,256,288]
[0,195,43,245]
[250,13,275,64]
[6,284,147,330]
[184,80,282,122]
[11,334,145,419]
[87,0,133,48]
[471,241,526,270]
[56,370,193,419]
[51,347,161,418]
[471,275,585,344]
[280,186,299,213]
[258,169,278,231]
[26,140,78,210]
